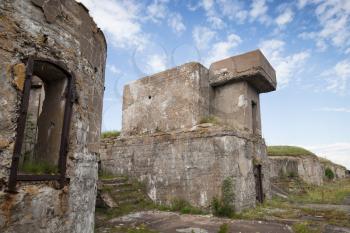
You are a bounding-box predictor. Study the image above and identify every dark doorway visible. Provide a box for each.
[251,101,257,134]
[254,164,264,203]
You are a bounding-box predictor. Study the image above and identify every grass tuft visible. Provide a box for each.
[217,223,229,233]
[199,116,218,124]
[292,222,319,233]
[168,198,205,215]
[290,179,350,204]
[101,130,121,139]
[20,161,58,174]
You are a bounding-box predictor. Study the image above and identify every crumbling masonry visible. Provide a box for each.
[0,0,106,232]
[100,50,277,212]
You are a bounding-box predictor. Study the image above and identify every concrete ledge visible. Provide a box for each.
[209,50,276,93]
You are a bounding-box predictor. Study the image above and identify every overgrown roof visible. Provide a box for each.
[267,146,317,158]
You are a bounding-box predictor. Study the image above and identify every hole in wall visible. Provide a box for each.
[18,62,68,175]
[148,96,151,99]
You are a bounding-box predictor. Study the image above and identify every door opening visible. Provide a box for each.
[254,164,264,203]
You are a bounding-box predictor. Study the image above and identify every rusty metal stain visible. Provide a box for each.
[12,63,26,91]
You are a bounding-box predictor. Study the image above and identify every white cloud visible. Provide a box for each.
[146,0,169,23]
[315,107,350,113]
[305,143,350,169]
[206,33,242,65]
[146,0,186,34]
[217,0,248,23]
[192,26,216,50]
[146,54,167,74]
[260,39,310,86]
[77,0,148,48]
[168,13,186,34]
[275,8,294,26]
[250,0,271,25]
[322,59,350,95]
[298,0,350,53]
[107,64,121,74]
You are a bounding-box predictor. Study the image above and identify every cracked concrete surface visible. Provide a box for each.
[103,211,293,233]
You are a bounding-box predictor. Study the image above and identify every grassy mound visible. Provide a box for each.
[267,146,316,158]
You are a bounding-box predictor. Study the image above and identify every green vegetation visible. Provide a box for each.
[199,115,219,124]
[20,161,58,174]
[98,170,117,179]
[217,223,229,233]
[325,167,335,180]
[101,130,121,139]
[162,198,205,215]
[292,222,319,233]
[267,146,316,157]
[291,179,350,204]
[212,177,235,218]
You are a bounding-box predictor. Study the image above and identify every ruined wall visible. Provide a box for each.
[319,159,347,180]
[210,82,261,135]
[122,62,210,135]
[0,0,106,232]
[100,127,271,212]
[269,156,323,185]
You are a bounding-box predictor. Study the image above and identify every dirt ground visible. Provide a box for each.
[97,210,293,233]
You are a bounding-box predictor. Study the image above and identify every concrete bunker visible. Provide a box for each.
[100,50,277,212]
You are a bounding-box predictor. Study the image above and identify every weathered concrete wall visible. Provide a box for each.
[269,156,323,185]
[0,0,106,232]
[100,126,271,212]
[211,82,261,135]
[122,62,210,136]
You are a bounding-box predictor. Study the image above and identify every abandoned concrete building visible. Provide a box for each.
[100,50,277,212]
[0,0,106,232]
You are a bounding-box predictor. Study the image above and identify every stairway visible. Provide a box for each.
[96,175,151,209]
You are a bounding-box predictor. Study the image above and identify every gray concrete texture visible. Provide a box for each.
[122,50,275,136]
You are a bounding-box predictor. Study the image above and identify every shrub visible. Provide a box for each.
[287,171,298,178]
[211,177,235,218]
[325,167,335,180]
[217,223,229,233]
[170,198,204,215]
[211,197,235,218]
[101,130,120,138]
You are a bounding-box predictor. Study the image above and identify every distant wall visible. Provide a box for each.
[320,162,346,180]
[122,63,211,136]
[100,127,271,212]
[269,156,323,185]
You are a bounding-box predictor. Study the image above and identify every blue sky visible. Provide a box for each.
[78,0,350,168]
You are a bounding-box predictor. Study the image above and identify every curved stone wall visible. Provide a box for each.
[0,0,106,232]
